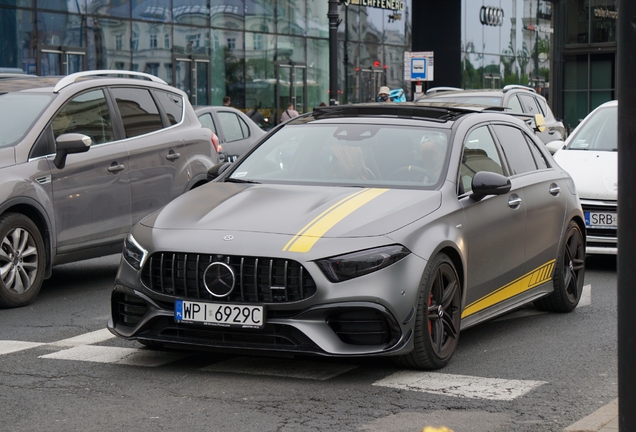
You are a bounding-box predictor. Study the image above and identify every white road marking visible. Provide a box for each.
[0,341,46,355]
[578,284,592,307]
[48,328,115,347]
[201,357,358,380]
[39,345,189,367]
[372,371,546,401]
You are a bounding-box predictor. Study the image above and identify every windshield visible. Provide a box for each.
[228,123,450,188]
[0,93,53,148]
[423,95,503,106]
[567,105,617,151]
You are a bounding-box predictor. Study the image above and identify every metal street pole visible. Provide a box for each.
[327,0,340,105]
[617,1,636,430]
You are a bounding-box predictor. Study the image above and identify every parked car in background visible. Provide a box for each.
[418,85,565,144]
[548,100,617,255]
[109,102,585,370]
[195,106,266,163]
[0,70,218,308]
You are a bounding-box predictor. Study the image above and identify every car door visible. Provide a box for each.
[517,93,560,143]
[491,123,566,272]
[108,86,188,224]
[216,110,253,161]
[458,125,527,318]
[47,88,132,251]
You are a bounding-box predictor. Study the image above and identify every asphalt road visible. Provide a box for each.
[0,254,618,432]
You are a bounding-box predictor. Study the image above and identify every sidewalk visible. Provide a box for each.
[564,399,618,432]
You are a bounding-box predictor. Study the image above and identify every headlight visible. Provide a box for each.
[122,233,148,270]
[316,245,410,283]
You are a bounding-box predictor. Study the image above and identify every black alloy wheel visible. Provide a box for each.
[396,253,462,369]
[535,220,586,312]
[0,213,46,308]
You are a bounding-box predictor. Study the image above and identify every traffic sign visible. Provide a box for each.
[404,51,434,81]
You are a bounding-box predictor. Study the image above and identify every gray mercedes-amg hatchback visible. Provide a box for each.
[0,70,218,308]
[109,102,585,370]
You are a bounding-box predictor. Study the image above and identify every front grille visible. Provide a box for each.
[141,253,317,303]
[327,308,399,346]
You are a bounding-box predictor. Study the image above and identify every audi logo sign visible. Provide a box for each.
[480,6,504,27]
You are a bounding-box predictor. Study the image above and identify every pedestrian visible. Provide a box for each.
[377,86,391,102]
[222,96,231,106]
[319,102,327,106]
[280,103,300,122]
[247,103,267,129]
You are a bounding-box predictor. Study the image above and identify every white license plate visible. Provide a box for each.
[175,300,264,329]
[585,211,617,228]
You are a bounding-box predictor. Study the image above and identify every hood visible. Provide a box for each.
[142,182,442,238]
[553,150,617,200]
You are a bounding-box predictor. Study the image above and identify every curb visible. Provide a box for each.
[564,399,618,432]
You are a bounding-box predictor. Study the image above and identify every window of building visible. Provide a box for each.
[150,34,158,48]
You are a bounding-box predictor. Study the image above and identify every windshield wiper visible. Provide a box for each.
[225,177,260,184]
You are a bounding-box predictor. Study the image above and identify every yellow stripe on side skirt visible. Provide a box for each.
[461,260,556,319]
[283,188,389,253]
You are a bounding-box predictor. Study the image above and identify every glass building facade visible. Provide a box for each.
[460,1,554,94]
[0,0,412,125]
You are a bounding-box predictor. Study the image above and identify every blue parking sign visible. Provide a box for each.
[411,58,427,79]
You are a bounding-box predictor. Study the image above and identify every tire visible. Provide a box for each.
[395,253,462,369]
[0,213,46,308]
[535,220,585,312]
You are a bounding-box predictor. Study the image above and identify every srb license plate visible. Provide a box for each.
[175,300,264,329]
[585,211,617,228]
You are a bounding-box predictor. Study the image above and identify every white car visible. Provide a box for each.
[548,100,617,255]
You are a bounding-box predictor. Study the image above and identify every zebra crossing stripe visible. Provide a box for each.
[39,345,189,367]
[373,371,546,401]
[48,328,115,347]
[0,341,46,355]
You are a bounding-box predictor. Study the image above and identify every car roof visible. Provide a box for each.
[0,70,173,95]
[307,102,506,123]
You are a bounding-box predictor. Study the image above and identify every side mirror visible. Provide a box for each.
[545,140,565,155]
[207,162,232,181]
[470,171,511,201]
[53,133,92,169]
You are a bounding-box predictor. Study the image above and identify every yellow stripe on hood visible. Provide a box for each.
[283,188,389,253]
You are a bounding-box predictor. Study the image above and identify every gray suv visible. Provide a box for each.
[0,70,217,308]
[419,85,566,144]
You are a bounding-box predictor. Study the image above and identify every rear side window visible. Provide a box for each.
[110,87,163,138]
[198,112,217,135]
[52,89,114,145]
[518,94,540,115]
[218,111,246,142]
[492,124,537,174]
[525,134,548,169]
[154,90,183,125]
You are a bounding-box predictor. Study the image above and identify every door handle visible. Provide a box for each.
[549,183,561,196]
[508,195,522,208]
[166,151,181,161]
[107,163,125,173]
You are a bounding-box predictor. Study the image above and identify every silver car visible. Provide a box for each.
[109,102,585,369]
[0,71,217,308]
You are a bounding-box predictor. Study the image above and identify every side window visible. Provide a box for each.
[218,111,245,142]
[525,134,549,169]
[518,94,540,115]
[110,87,163,138]
[506,95,523,114]
[52,89,114,145]
[154,90,183,125]
[492,124,538,174]
[460,126,504,193]
[198,112,217,135]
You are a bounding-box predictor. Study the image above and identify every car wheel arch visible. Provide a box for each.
[0,201,54,279]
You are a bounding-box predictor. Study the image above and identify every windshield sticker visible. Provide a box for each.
[233,171,248,178]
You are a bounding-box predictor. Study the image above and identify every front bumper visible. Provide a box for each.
[108,286,413,357]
